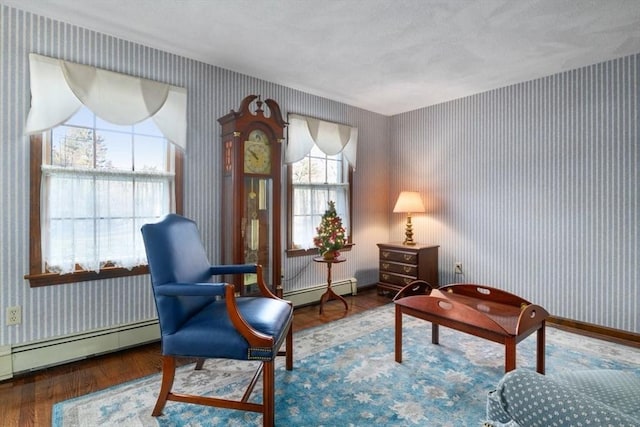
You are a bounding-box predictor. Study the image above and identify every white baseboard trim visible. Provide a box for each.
[285,278,357,307]
[9,319,160,377]
[2,279,357,378]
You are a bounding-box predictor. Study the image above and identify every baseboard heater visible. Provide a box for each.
[284,278,357,307]
[1,319,160,380]
[0,278,357,380]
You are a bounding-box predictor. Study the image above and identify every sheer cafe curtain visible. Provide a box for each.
[292,186,350,250]
[42,166,173,274]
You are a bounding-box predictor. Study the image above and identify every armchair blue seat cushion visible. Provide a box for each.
[486,368,640,426]
[163,296,292,360]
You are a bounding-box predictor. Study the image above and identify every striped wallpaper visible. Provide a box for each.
[392,54,639,333]
[0,4,638,350]
[0,4,388,347]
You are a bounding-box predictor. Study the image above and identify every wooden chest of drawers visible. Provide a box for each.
[377,243,439,295]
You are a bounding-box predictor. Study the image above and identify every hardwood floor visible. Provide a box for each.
[0,286,390,426]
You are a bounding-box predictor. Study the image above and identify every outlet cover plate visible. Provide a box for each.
[6,306,21,326]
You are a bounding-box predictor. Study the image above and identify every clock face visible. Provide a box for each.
[244,129,271,174]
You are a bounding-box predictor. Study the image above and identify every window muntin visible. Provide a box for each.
[27,106,181,285]
[288,144,351,252]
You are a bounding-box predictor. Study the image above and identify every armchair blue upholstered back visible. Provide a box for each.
[141,214,222,335]
[143,214,213,285]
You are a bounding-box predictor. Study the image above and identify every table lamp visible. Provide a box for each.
[393,191,425,245]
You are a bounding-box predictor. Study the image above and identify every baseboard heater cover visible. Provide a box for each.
[0,345,12,381]
[284,278,357,307]
[8,319,160,377]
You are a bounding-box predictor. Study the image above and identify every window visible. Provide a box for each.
[285,114,357,256]
[26,107,183,286]
[287,144,353,255]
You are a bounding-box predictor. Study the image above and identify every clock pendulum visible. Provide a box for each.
[247,179,259,259]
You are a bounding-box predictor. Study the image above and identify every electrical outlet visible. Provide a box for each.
[6,306,21,326]
[454,262,463,275]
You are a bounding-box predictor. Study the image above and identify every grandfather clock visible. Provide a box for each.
[218,95,287,296]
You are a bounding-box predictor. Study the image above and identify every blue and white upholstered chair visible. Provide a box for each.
[486,368,640,426]
[141,214,293,427]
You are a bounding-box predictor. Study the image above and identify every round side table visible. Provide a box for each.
[313,256,348,314]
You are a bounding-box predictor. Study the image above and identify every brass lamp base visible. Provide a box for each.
[403,214,416,245]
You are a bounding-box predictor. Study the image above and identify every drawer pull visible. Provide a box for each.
[403,266,411,273]
[403,278,412,284]
[381,251,390,258]
[403,254,412,261]
[382,273,390,280]
[381,263,390,269]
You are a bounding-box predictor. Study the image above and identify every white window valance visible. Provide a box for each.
[286,114,358,169]
[25,53,187,149]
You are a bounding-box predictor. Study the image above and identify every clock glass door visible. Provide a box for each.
[243,176,273,294]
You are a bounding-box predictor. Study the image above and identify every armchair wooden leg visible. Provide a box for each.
[286,325,293,371]
[152,356,176,416]
[195,358,205,370]
[263,360,275,427]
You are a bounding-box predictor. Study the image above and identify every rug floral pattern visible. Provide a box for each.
[53,304,640,426]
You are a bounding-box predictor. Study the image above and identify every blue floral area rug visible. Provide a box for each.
[53,304,640,426]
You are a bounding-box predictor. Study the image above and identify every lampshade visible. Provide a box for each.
[393,191,425,213]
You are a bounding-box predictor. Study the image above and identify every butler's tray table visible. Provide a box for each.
[394,281,549,373]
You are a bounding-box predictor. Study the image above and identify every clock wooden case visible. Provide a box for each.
[218,95,287,296]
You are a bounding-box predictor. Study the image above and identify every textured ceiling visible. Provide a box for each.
[4,0,640,115]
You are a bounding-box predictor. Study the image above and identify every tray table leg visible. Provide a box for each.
[536,323,546,374]
[395,305,403,363]
[431,323,439,345]
[505,337,516,372]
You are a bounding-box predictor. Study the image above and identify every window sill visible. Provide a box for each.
[285,243,354,258]
[25,265,149,287]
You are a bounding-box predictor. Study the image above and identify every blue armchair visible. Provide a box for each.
[141,214,293,427]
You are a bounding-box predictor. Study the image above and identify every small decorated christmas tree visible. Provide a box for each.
[313,201,346,258]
